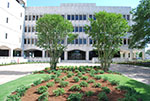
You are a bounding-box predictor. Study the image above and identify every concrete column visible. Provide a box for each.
[142,51,145,60]
[64,51,68,60]
[42,50,45,58]
[126,38,128,45]
[125,52,129,59]
[120,52,124,59]
[21,51,24,57]
[9,49,13,58]
[130,51,133,60]
[86,51,89,61]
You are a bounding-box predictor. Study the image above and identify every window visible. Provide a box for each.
[93,15,96,20]
[5,33,8,39]
[124,39,126,45]
[75,15,78,20]
[25,15,27,21]
[25,26,27,32]
[83,15,86,20]
[28,39,30,44]
[128,39,130,44]
[28,26,31,32]
[72,15,74,20]
[128,53,130,58]
[79,15,82,20]
[6,17,8,23]
[73,27,75,32]
[7,2,9,8]
[32,15,35,20]
[36,15,39,20]
[35,39,37,44]
[24,39,26,44]
[75,39,78,44]
[127,15,130,20]
[79,27,82,32]
[67,15,71,20]
[32,39,34,44]
[29,15,31,21]
[89,15,92,19]
[20,25,22,30]
[83,27,85,32]
[89,38,93,44]
[79,38,82,44]
[75,27,78,32]
[83,38,86,44]
[32,27,34,32]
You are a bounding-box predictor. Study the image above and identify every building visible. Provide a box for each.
[0,3,145,63]
[0,0,27,63]
[24,3,145,63]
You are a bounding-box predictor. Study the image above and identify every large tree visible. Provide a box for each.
[36,14,76,69]
[129,0,150,49]
[85,11,129,71]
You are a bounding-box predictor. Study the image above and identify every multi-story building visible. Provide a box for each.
[24,3,145,63]
[0,0,27,63]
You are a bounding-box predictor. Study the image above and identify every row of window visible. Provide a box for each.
[25,14,130,21]
[24,26,86,33]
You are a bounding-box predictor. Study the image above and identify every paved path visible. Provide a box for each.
[0,63,150,85]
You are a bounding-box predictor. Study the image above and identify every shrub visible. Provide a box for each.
[15,85,30,97]
[73,76,80,82]
[37,86,48,94]
[107,70,113,73]
[70,85,81,91]
[33,79,42,86]
[46,82,55,87]
[54,78,61,83]
[67,72,74,78]
[89,73,95,77]
[109,80,119,85]
[81,76,88,80]
[53,88,65,96]
[103,77,108,82]
[62,76,68,81]
[88,79,95,83]
[99,70,104,74]
[98,92,108,101]
[45,67,49,71]
[92,83,101,88]
[60,81,69,87]
[81,71,86,74]
[50,75,57,79]
[94,75,102,80]
[77,72,82,77]
[80,81,88,87]
[90,69,96,74]
[38,92,49,101]
[43,76,51,82]
[75,69,80,73]
[39,70,45,73]
[85,91,94,97]
[6,94,20,101]
[101,87,111,94]
[67,93,83,101]
[46,70,52,74]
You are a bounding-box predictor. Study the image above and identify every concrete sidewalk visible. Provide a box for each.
[0,63,150,85]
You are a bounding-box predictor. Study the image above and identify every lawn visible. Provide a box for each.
[0,67,150,101]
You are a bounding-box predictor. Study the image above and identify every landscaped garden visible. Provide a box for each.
[1,66,150,101]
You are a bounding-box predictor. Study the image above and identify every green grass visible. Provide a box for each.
[0,74,49,101]
[101,74,150,101]
[0,62,49,66]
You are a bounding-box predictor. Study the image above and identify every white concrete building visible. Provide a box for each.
[23,3,145,63]
[0,0,27,63]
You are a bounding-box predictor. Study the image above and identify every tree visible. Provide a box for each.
[146,49,150,55]
[36,14,76,70]
[85,11,129,71]
[129,0,150,49]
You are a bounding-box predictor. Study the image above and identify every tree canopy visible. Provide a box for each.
[85,11,129,71]
[129,0,150,49]
[36,14,76,69]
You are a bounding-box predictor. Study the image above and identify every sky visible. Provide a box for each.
[27,0,141,8]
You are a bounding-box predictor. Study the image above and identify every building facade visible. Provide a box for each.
[24,3,145,63]
[0,0,27,63]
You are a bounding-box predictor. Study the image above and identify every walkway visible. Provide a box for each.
[0,63,150,85]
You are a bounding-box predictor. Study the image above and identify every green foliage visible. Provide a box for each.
[85,11,129,71]
[36,14,77,69]
[62,76,68,81]
[38,92,49,101]
[85,91,94,97]
[75,69,80,73]
[43,76,51,82]
[54,78,61,83]
[60,81,69,87]
[73,76,80,82]
[99,70,105,74]
[88,79,95,83]
[109,80,119,85]
[90,69,96,74]
[33,79,42,86]
[67,93,83,101]
[46,82,55,87]
[103,77,108,82]
[98,92,108,101]
[53,88,65,96]
[94,75,102,80]
[37,86,48,94]
[81,76,88,80]
[15,85,30,97]
[101,87,111,94]
[6,94,20,101]
[69,85,81,91]
[39,70,45,73]
[50,75,57,79]
[77,72,82,77]
[92,83,101,88]
[80,81,88,87]
[67,72,74,78]
[89,73,95,77]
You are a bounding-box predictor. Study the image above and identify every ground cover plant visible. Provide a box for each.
[1,66,150,101]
